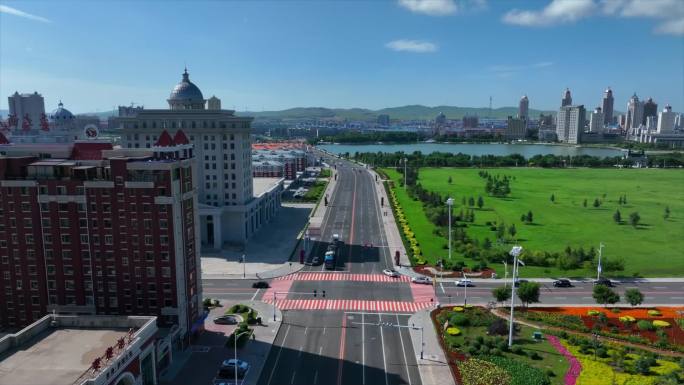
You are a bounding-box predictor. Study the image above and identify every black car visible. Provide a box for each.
[593,278,613,287]
[252,281,270,289]
[513,279,529,287]
[553,279,572,288]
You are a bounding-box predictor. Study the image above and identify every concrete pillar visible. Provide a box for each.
[213,213,222,250]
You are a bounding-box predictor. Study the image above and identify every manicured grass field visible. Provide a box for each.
[384,167,684,277]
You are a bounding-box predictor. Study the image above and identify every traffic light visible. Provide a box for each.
[313,290,317,297]
[322,290,326,298]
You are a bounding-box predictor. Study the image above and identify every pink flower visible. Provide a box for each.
[547,335,581,385]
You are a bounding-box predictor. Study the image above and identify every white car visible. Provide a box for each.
[412,276,432,285]
[382,269,399,277]
[221,359,250,374]
[455,279,474,287]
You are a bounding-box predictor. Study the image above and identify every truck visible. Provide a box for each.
[324,234,341,270]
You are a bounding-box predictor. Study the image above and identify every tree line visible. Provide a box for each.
[351,150,684,168]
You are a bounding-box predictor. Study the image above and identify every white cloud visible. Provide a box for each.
[601,0,684,36]
[502,0,684,36]
[398,0,457,16]
[502,0,596,26]
[385,39,438,53]
[0,4,51,23]
[654,17,684,35]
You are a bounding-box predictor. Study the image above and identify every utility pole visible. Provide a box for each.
[404,157,408,188]
[597,242,604,281]
[508,246,523,347]
[446,198,454,260]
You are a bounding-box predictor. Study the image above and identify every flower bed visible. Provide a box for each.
[521,307,684,349]
[457,358,510,385]
[561,340,682,385]
[547,335,581,385]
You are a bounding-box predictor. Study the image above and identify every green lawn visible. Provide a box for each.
[384,167,684,277]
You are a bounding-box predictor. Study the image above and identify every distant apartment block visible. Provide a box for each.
[556,105,586,144]
[505,116,527,140]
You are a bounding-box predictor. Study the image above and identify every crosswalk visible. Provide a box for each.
[276,272,411,283]
[262,298,434,312]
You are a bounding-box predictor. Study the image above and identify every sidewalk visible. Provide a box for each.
[242,301,284,385]
[159,300,283,385]
[408,309,455,385]
[366,168,410,267]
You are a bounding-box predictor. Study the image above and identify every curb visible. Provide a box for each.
[242,301,283,385]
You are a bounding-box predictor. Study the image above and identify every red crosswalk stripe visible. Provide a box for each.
[275,272,411,283]
[262,298,433,312]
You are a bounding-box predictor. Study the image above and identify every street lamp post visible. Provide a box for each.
[463,271,468,307]
[242,254,246,279]
[503,260,508,282]
[446,198,454,260]
[233,330,251,385]
[597,242,604,281]
[508,245,523,347]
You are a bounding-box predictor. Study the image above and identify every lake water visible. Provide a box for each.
[317,143,625,158]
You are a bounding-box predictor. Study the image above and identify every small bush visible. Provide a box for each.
[511,345,524,355]
[491,348,502,356]
[648,309,662,317]
[611,308,621,313]
[637,320,655,331]
[497,340,509,352]
[653,320,671,328]
[529,351,542,360]
[596,347,608,358]
[450,314,470,326]
[546,369,555,377]
[466,346,478,356]
[487,318,509,336]
[587,310,601,316]
[446,327,461,336]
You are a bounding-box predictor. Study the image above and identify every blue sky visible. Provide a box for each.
[1,0,682,113]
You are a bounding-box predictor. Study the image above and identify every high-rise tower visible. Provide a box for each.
[643,97,658,126]
[561,88,572,107]
[602,88,614,126]
[518,95,529,120]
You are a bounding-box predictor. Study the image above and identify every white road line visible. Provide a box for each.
[671,296,684,300]
[582,296,592,300]
[266,325,292,385]
[440,282,445,294]
[314,370,319,385]
[203,282,215,286]
[251,288,260,301]
[290,371,296,385]
[396,314,412,385]
[379,314,389,385]
[554,296,567,300]
[323,327,327,335]
[345,311,414,316]
[362,313,366,385]
[652,286,667,290]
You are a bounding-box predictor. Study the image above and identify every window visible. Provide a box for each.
[160,219,168,229]
[160,236,168,245]
[43,234,52,244]
[161,252,169,262]
[59,218,69,228]
[57,186,67,195]
[80,234,89,243]
[146,267,155,278]
[60,235,71,244]
[16,280,22,289]
[24,218,32,228]
[63,265,74,275]
[109,297,118,307]
[108,282,117,292]
[46,265,55,275]
[42,218,51,227]
[144,236,153,246]
[30,280,38,290]
[104,235,113,245]
[25,234,34,244]
[161,267,171,278]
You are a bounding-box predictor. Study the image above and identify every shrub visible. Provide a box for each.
[653,320,671,328]
[511,345,525,355]
[497,340,509,352]
[450,314,470,326]
[466,346,478,356]
[637,320,655,331]
[457,358,511,385]
[452,306,464,312]
[446,327,461,336]
[202,298,213,307]
[587,310,601,316]
[619,315,636,324]
[487,318,509,336]
[611,307,621,313]
[648,309,662,317]
[596,347,608,358]
[529,351,542,360]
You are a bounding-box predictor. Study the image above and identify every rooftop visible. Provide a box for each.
[0,314,156,385]
[0,327,130,385]
[253,177,283,197]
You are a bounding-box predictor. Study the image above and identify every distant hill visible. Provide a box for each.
[239,105,558,121]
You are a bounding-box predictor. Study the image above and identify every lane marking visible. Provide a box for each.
[314,370,319,385]
[336,314,348,385]
[290,371,296,385]
[379,314,389,385]
[396,314,413,385]
[362,312,366,385]
[251,288,260,301]
[266,325,292,385]
[346,171,358,270]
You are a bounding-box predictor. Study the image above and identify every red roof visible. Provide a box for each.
[0,132,9,145]
[156,130,174,147]
[70,142,113,160]
[173,130,190,145]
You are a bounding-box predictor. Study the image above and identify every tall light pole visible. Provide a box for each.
[503,260,508,282]
[597,242,604,281]
[463,271,468,307]
[233,330,251,385]
[403,157,408,188]
[508,245,523,347]
[242,254,246,279]
[446,198,454,260]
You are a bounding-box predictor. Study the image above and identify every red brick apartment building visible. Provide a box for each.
[0,131,203,346]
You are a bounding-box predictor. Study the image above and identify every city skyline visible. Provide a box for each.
[1,0,683,113]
